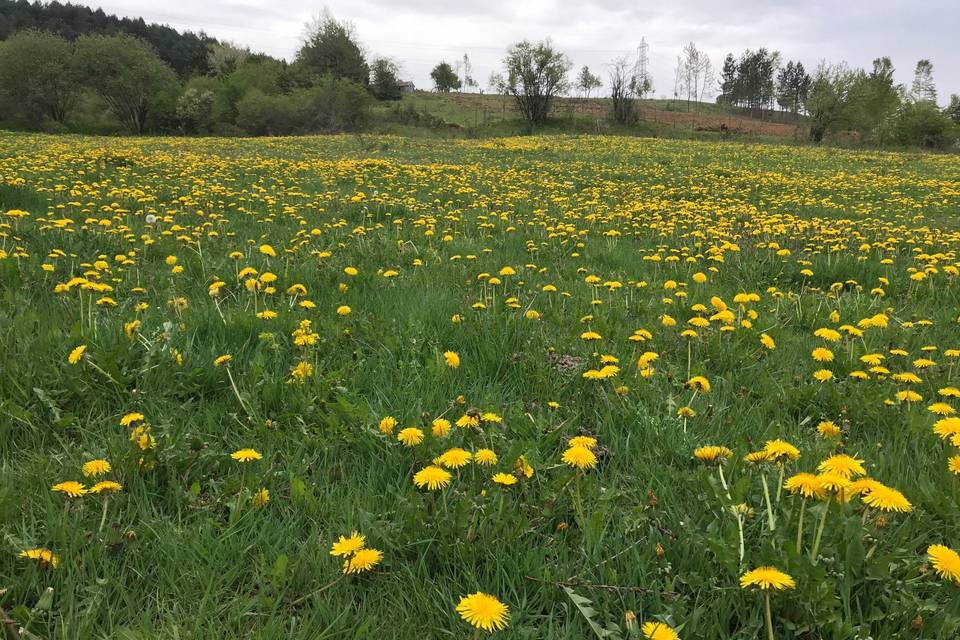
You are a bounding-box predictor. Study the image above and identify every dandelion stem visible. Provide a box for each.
[735,509,745,566]
[98,497,109,534]
[289,574,345,607]
[717,465,730,496]
[718,465,744,565]
[573,472,585,528]
[87,360,121,387]
[764,592,774,640]
[761,471,776,531]
[775,464,785,505]
[810,498,831,562]
[795,498,806,554]
[225,366,253,418]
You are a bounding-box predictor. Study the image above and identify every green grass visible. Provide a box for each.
[1,131,960,639]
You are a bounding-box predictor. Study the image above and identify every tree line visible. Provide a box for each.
[0,8,410,135]
[486,39,957,148]
[0,2,957,148]
[0,0,213,76]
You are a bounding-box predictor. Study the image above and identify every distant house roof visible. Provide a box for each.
[398,81,416,92]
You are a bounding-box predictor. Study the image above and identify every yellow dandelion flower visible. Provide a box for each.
[379,416,397,435]
[82,459,111,478]
[861,484,911,512]
[19,548,59,569]
[456,592,510,632]
[330,531,366,557]
[927,402,955,415]
[89,481,122,494]
[230,448,262,462]
[927,544,960,585]
[253,488,270,507]
[397,427,424,447]
[413,465,451,490]
[569,436,597,449]
[744,450,773,464]
[475,449,498,465]
[817,420,841,438]
[52,481,87,498]
[431,418,451,437]
[456,414,481,428]
[343,548,383,574]
[119,412,145,427]
[949,455,960,476]
[812,347,834,362]
[739,567,796,591]
[443,351,460,368]
[435,447,472,468]
[693,445,733,464]
[764,439,800,462]
[817,454,866,480]
[562,445,597,470]
[642,621,680,640]
[813,369,833,382]
[784,472,825,499]
[68,344,87,364]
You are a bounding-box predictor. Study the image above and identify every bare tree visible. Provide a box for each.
[678,42,713,112]
[608,41,653,124]
[495,39,571,130]
[609,56,636,123]
[467,54,479,90]
[698,57,715,104]
[673,55,683,102]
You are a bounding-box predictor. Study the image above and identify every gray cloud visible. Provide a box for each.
[92,1,958,101]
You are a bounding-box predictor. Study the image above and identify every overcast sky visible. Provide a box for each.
[92,1,958,102]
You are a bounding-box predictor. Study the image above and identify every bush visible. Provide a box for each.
[387,103,445,129]
[307,75,373,131]
[891,101,957,149]
[236,89,309,136]
[177,85,216,134]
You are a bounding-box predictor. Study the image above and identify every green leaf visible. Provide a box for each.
[562,586,623,640]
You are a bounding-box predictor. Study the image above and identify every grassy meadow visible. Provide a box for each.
[1,131,960,639]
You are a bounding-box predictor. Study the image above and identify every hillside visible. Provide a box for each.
[389,91,806,140]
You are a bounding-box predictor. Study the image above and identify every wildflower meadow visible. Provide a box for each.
[1,131,959,638]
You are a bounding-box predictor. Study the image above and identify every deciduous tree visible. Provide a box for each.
[494,39,571,130]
